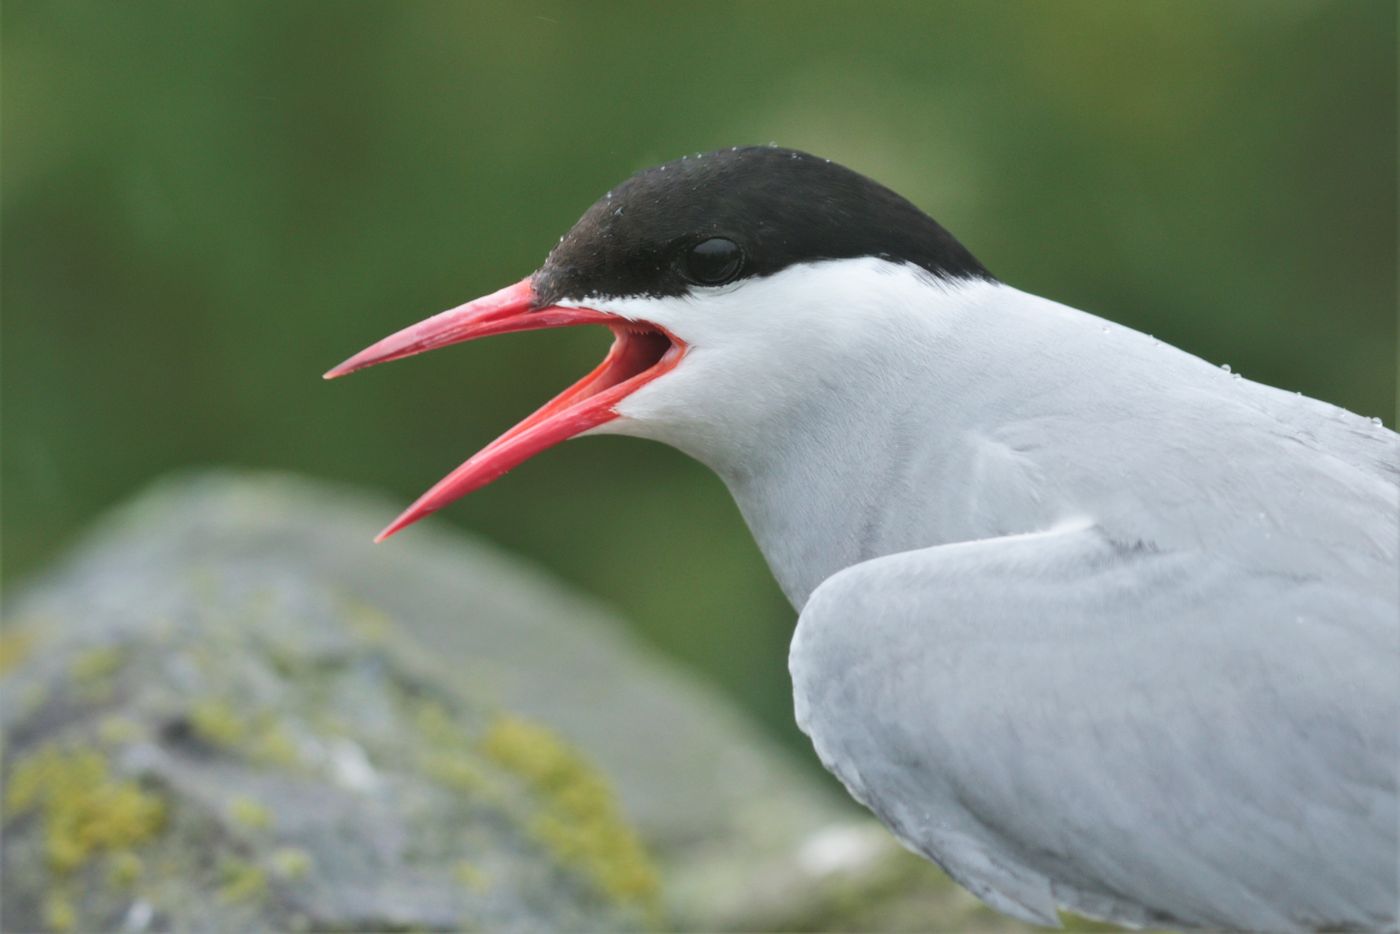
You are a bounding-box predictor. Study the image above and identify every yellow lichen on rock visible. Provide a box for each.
[413,698,463,744]
[42,888,77,933]
[414,699,489,794]
[229,795,273,830]
[270,846,314,881]
[481,716,659,914]
[4,745,166,875]
[190,699,248,747]
[108,849,145,888]
[97,715,143,746]
[247,721,299,767]
[189,699,299,768]
[69,647,125,685]
[425,752,488,794]
[0,625,38,675]
[218,856,268,904]
[454,859,488,893]
[341,598,392,644]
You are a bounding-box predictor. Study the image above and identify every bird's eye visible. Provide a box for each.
[683,237,744,285]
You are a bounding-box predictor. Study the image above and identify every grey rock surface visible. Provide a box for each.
[1,471,1031,932]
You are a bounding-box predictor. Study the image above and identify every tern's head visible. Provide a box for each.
[326,146,991,540]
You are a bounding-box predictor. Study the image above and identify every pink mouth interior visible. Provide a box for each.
[496,324,674,446]
[373,321,681,541]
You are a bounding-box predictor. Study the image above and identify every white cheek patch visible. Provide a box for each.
[569,259,1000,458]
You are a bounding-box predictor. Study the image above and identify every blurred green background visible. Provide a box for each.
[4,1,1395,754]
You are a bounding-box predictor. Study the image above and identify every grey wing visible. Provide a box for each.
[790,523,1399,931]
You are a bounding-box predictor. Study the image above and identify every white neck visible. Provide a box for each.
[581,258,1399,609]
[590,261,1060,607]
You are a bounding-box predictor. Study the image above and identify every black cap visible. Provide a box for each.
[532,146,992,305]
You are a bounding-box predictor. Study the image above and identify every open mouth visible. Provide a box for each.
[325,277,683,540]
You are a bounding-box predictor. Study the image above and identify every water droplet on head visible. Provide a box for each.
[1220,363,1232,374]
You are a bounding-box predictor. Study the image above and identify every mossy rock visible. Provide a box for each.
[0,506,657,931]
[1,471,1047,932]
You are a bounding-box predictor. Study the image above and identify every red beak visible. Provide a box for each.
[325,276,683,541]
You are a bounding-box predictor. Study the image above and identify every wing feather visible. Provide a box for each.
[791,523,1399,931]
